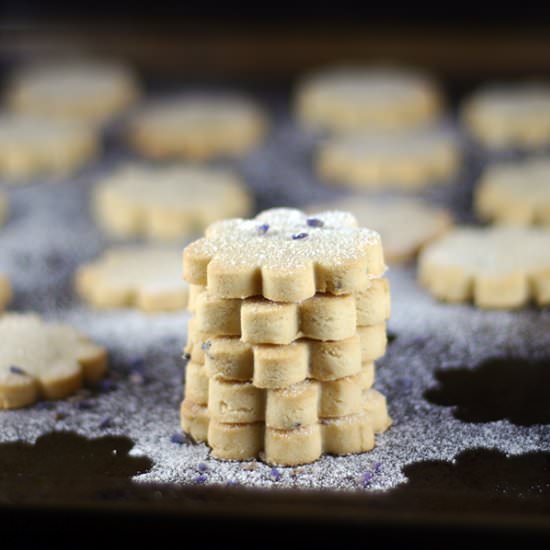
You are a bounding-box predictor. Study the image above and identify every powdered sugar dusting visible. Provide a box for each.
[0,100,548,494]
[195,207,381,270]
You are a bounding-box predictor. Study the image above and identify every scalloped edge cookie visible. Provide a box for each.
[476,158,550,226]
[418,225,550,308]
[316,129,460,190]
[128,94,267,160]
[181,388,391,465]
[75,245,188,312]
[295,65,442,133]
[183,208,385,303]
[0,313,108,409]
[93,163,252,240]
[7,60,139,126]
[188,277,390,344]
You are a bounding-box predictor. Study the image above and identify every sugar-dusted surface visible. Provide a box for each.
[194,208,381,270]
[420,225,550,274]
[0,101,548,493]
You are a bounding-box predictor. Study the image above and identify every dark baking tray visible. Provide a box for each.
[0,23,550,544]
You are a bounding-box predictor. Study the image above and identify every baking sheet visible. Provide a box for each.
[0,92,549,533]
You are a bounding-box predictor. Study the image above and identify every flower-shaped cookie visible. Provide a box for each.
[93,163,252,240]
[0,113,98,182]
[317,128,460,189]
[462,83,550,149]
[7,60,139,126]
[128,94,267,160]
[183,208,385,303]
[76,246,188,312]
[418,226,550,308]
[308,196,453,263]
[296,65,442,132]
[0,314,108,409]
[476,158,550,226]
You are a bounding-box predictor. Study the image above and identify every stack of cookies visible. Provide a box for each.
[180,208,392,466]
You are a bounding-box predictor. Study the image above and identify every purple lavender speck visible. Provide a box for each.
[306,218,324,228]
[270,467,281,481]
[201,341,211,352]
[195,474,208,484]
[198,462,208,472]
[170,432,186,445]
[292,232,308,240]
[361,470,373,487]
[257,223,270,235]
[374,462,382,474]
[9,366,27,376]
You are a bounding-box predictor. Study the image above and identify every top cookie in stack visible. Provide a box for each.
[180,208,392,466]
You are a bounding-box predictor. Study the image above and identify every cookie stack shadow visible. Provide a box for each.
[179,210,393,466]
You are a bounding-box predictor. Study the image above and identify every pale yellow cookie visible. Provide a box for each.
[93,163,252,240]
[316,128,460,189]
[128,94,267,160]
[476,158,550,226]
[308,197,453,263]
[185,318,386,388]
[0,191,7,226]
[296,65,442,133]
[181,389,391,465]
[75,246,188,312]
[188,277,389,344]
[418,226,550,308]
[0,113,98,182]
[0,313,108,409]
[8,60,139,126]
[462,83,550,149]
[0,274,11,311]
[183,208,385,303]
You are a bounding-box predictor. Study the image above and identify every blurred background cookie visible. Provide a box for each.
[476,158,550,225]
[295,65,443,133]
[92,163,252,240]
[75,245,188,312]
[128,94,268,160]
[307,196,453,263]
[418,225,550,308]
[7,59,140,127]
[0,313,107,409]
[316,128,460,190]
[0,113,98,182]
[461,82,550,150]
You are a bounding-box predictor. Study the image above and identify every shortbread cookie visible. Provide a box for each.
[0,275,11,311]
[183,208,385,303]
[185,320,386,388]
[128,94,267,160]
[462,83,550,149]
[93,163,252,240]
[0,114,98,182]
[181,389,391,465]
[0,313,108,409]
[476,158,550,226]
[188,277,390,344]
[8,60,139,126]
[308,197,453,263]
[296,66,442,133]
[316,128,460,189]
[418,226,550,308]
[75,246,188,312]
